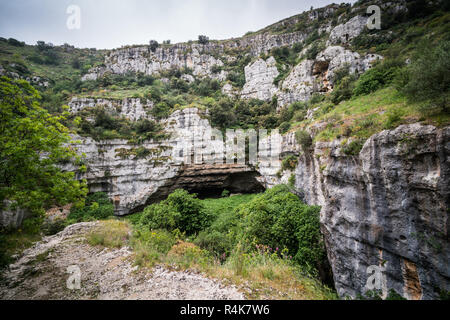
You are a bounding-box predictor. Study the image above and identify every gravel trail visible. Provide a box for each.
[0,222,244,300]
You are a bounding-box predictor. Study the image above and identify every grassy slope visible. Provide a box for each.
[0,41,104,83]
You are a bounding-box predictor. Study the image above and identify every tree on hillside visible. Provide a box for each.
[198,35,209,45]
[149,40,159,52]
[0,76,87,216]
[401,41,450,115]
[35,41,59,65]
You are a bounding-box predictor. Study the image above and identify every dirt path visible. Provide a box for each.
[0,222,244,300]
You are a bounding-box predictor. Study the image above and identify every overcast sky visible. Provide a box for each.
[0,0,356,49]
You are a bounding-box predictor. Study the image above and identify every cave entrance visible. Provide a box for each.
[184,171,266,199]
[140,164,266,210]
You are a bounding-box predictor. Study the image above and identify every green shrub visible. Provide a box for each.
[139,189,211,236]
[342,139,365,156]
[401,40,450,115]
[195,230,233,259]
[221,189,230,198]
[353,59,404,96]
[281,155,298,172]
[383,108,404,129]
[140,202,181,231]
[279,121,291,134]
[226,72,245,88]
[67,192,114,223]
[193,194,257,258]
[238,185,326,274]
[305,41,325,60]
[331,75,357,104]
[151,102,171,119]
[295,130,313,151]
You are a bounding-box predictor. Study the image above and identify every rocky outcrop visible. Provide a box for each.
[67,108,265,216]
[0,221,245,300]
[222,83,239,98]
[316,46,382,86]
[0,201,31,229]
[240,57,279,101]
[81,28,310,83]
[264,124,449,299]
[68,97,154,121]
[233,31,307,56]
[277,59,316,106]
[82,44,227,82]
[275,46,382,107]
[327,15,368,45]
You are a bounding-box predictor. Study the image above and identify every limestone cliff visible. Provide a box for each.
[271,124,449,300]
[67,105,449,299]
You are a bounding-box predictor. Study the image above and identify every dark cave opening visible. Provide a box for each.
[184,171,266,199]
[136,167,266,212]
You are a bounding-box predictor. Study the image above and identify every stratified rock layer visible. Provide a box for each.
[282,124,449,300]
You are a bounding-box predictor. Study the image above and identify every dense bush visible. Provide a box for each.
[198,35,209,45]
[151,101,172,119]
[353,59,404,96]
[342,139,365,156]
[149,40,159,52]
[331,74,357,104]
[208,97,280,130]
[279,121,291,134]
[281,155,299,172]
[305,41,325,60]
[401,41,450,115]
[271,45,300,66]
[7,38,25,47]
[295,130,313,151]
[33,41,59,65]
[238,185,327,273]
[226,72,245,88]
[192,78,221,96]
[67,192,114,223]
[351,31,394,50]
[139,189,212,236]
[194,194,255,258]
[77,106,165,142]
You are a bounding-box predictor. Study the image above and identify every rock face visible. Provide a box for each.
[327,15,368,45]
[68,108,265,216]
[264,124,449,299]
[235,31,307,56]
[66,102,449,299]
[0,201,31,229]
[274,46,382,107]
[240,57,279,101]
[316,46,382,87]
[278,59,316,106]
[68,97,154,121]
[44,2,448,300]
[82,44,227,81]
